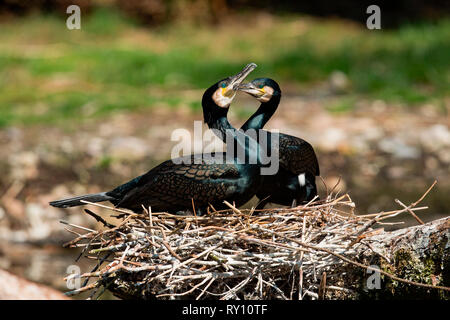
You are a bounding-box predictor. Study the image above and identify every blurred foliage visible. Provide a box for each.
[1,0,449,27]
[0,0,94,16]
[0,6,449,127]
[231,0,450,27]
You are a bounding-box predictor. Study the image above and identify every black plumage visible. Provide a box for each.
[237,78,320,207]
[50,64,263,214]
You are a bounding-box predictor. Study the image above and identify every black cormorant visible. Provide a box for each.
[236,78,320,207]
[49,63,263,214]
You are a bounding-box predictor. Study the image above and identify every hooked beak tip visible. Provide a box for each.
[227,62,257,88]
[236,82,263,97]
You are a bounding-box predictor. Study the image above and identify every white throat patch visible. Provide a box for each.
[298,173,306,187]
[257,86,274,103]
[212,88,236,108]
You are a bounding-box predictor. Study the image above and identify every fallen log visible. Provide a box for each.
[324,216,449,299]
[0,269,69,300]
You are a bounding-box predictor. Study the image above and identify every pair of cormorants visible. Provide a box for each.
[50,63,319,214]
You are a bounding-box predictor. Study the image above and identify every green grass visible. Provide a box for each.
[0,8,449,127]
[325,97,357,114]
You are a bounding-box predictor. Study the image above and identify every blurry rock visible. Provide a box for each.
[45,185,71,204]
[323,176,347,193]
[108,137,149,161]
[318,128,347,152]
[26,254,46,284]
[0,228,28,243]
[419,104,440,118]
[0,268,69,300]
[60,136,75,154]
[352,136,369,153]
[438,149,450,164]
[351,126,384,154]
[8,151,39,181]
[329,71,350,93]
[425,156,439,170]
[361,126,384,141]
[420,124,450,152]
[67,209,91,227]
[1,198,25,224]
[371,100,387,113]
[110,161,133,178]
[0,256,11,270]
[36,147,66,166]
[99,122,116,137]
[72,183,91,196]
[26,203,53,240]
[387,166,407,179]
[25,253,71,291]
[86,137,105,157]
[378,137,420,159]
[361,163,380,177]
[1,182,26,223]
[108,114,137,136]
[5,127,23,142]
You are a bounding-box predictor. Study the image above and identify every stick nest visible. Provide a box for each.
[62,187,436,300]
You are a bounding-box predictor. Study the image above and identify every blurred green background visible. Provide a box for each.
[0,1,449,126]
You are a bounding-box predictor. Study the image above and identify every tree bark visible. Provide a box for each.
[335,217,449,299]
[104,217,449,300]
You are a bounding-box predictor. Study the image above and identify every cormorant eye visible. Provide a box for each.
[258,84,264,89]
[221,83,227,88]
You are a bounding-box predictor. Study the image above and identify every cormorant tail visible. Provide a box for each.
[49,192,115,208]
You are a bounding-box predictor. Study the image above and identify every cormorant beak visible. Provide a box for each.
[224,63,257,97]
[236,82,265,98]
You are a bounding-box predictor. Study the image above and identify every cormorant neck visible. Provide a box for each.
[209,114,261,166]
[241,94,280,131]
[202,87,262,167]
[209,115,233,140]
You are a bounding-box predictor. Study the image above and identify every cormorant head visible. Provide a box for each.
[237,78,281,103]
[203,63,257,126]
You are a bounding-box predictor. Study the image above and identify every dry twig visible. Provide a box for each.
[62,181,449,299]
